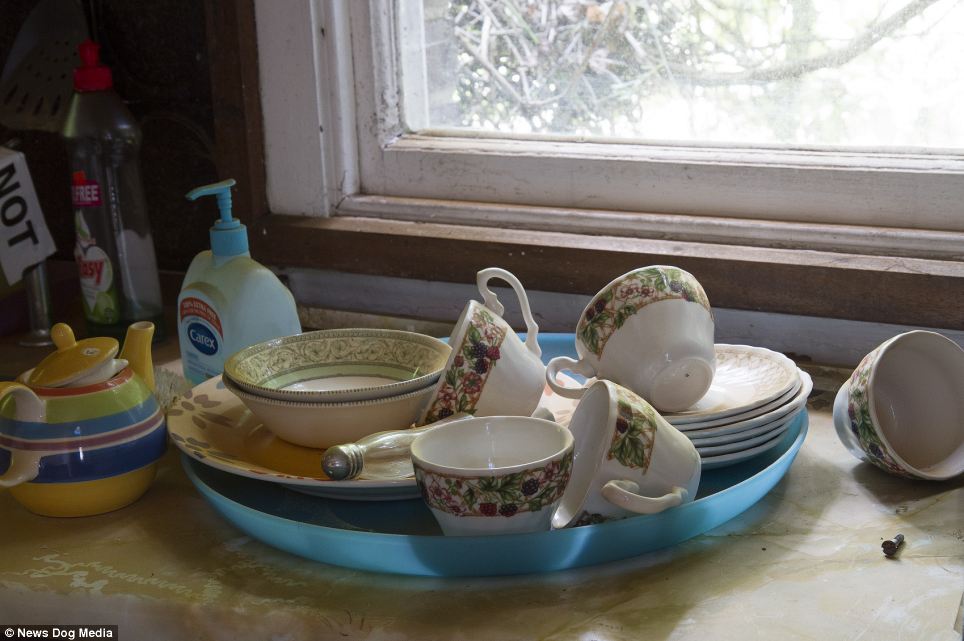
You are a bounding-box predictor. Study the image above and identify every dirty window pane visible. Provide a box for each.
[408,0,964,149]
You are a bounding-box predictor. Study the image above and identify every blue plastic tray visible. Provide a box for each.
[183,411,806,577]
[182,332,808,577]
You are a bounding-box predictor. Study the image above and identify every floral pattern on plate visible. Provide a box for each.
[576,266,711,358]
[608,386,658,472]
[846,343,915,479]
[415,450,573,518]
[423,305,508,424]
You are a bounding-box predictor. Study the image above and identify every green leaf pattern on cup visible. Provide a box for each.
[423,306,508,424]
[576,267,711,358]
[846,344,916,479]
[415,450,573,518]
[608,386,658,471]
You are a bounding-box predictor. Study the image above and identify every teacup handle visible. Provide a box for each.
[0,382,45,488]
[477,267,541,358]
[545,356,595,399]
[601,479,687,515]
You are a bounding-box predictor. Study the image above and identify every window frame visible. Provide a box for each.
[235,0,964,331]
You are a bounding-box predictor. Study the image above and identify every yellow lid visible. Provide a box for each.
[27,323,119,387]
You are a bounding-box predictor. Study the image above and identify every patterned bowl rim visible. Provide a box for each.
[411,416,574,475]
[222,372,435,409]
[222,328,451,403]
[859,330,964,480]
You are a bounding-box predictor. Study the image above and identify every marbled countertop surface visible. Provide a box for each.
[1,365,962,640]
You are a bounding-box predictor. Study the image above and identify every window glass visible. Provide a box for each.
[411,0,964,148]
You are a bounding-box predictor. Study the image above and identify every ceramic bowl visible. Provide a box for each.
[832,331,964,480]
[411,416,574,536]
[223,329,451,404]
[223,375,433,449]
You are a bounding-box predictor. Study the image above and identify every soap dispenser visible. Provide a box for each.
[177,179,302,384]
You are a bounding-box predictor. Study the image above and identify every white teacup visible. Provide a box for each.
[546,265,715,412]
[832,330,964,480]
[420,268,545,424]
[552,380,701,528]
[411,416,574,536]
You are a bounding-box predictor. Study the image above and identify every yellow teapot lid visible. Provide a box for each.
[27,323,119,387]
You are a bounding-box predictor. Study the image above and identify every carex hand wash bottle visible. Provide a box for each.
[177,179,301,384]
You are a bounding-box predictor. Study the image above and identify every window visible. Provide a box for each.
[413,0,964,148]
[248,0,964,331]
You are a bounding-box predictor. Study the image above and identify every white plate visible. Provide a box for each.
[665,345,799,425]
[687,408,800,446]
[168,375,581,501]
[673,379,801,431]
[696,420,792,456]
[678,370,812,436]
[700,412,808,470]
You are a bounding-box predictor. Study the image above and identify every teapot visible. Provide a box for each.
[0,321,166,516]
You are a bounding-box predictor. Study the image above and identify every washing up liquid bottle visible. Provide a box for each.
[63,40,164,341]
[177,179,302,384]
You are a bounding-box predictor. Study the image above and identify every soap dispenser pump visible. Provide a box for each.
[177,179,302,385]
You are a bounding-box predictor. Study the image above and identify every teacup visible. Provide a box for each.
[832,330,964,480]
[411,416,574,536]
[546,265,715,412]
[420,267,545,424]
[552,380,701,528]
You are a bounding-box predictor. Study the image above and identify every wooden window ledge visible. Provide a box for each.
[250,215,964,331]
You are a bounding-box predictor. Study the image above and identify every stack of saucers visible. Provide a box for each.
[660,345,812,470]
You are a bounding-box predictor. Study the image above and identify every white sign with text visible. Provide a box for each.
[0,146,56,284]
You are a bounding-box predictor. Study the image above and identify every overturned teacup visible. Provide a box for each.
[546,265,715,413]
[552,380,701,528]
[833,331,964,480]
[420,267,545,424]
[411,416,574,536]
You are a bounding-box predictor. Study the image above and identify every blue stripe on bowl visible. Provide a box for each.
[0,420,168,484]
[0,396,159,441]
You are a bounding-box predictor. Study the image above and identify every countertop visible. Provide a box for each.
[1,330,962,640]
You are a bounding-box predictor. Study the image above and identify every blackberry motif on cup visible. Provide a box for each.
[423,306,508,423]
[577,266,711,359]
[415,449,573,518]
[609,386,658,472]
[846,343,916,479]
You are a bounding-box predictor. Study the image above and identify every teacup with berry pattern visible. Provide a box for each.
[552,380,701,528]
[420,268,546,425]
[832,330,964,480]
[546,265,715,413]
[411,415,574,536]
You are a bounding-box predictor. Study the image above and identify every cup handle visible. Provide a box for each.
[477,267,541,358]
[0,382,45,488]
[601,479,687,515]
[545,356,594,399]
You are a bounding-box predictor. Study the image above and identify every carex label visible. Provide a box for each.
[180,296,223,357]
[188,322,218,355]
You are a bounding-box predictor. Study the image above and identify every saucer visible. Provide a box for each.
[665,345,798,425]
[695,419,793,457]
[168,375,581,501]
[676,370,811,433]
[700,417,802,470]
[687,408,800,446]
